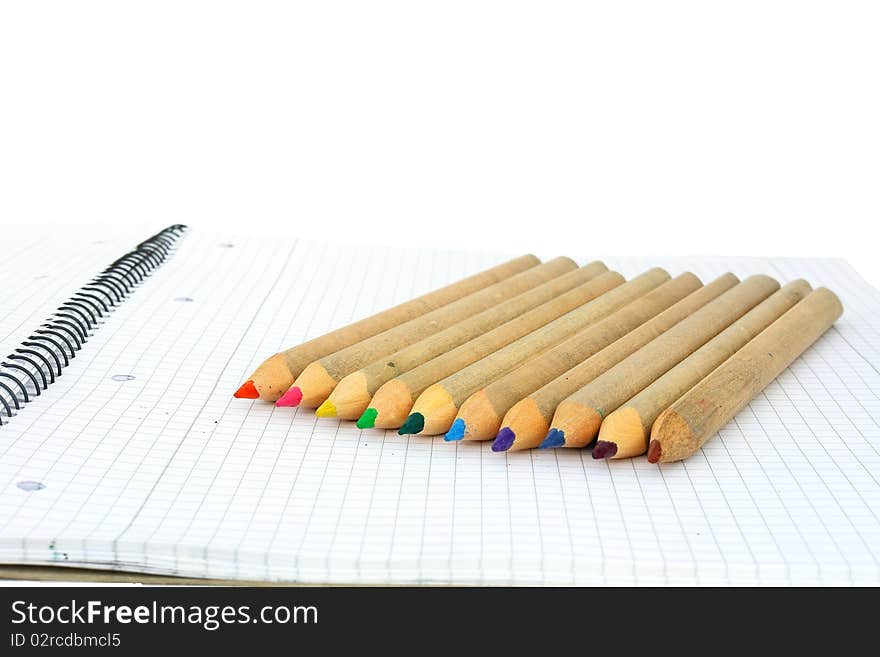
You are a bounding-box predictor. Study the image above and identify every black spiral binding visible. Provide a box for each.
[0,225,187,426]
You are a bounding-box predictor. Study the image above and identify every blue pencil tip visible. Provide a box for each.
[539,428,565,449]
[445,418,466,441]
[491,427,516,452]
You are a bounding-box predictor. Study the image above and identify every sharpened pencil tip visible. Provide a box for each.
[491,427,515,452]
[357,408,378,429]
[539,428,565,449]
[445,419,466,441]
[275,386,303,407]
[315,399,337,418]
[592,440,618,459]
[398,413,424,435]
[647,440,662,463]
[234,380,259,399]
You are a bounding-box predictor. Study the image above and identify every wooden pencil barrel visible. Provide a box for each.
[368,269,626,428]
[649,287,843,463]
[246,254,541,400]
[598,279,812,458]
[553,274,781,448]
[499,273,739,451]
[328,261,609,418]
[408,267,671,434]
[294,256,578,406]
[458,272,704,441]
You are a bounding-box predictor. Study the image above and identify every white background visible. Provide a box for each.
[1,2,878,284]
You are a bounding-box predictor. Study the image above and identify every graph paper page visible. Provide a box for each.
[0,228,878,585]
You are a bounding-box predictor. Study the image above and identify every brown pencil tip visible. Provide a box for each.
[647,440,662,463]
[234,380,259,399]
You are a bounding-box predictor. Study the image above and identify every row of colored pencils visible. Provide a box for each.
[234,255,843,462]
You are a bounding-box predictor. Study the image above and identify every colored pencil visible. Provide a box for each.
[400,267,672,436]
[596,279,811,459]
[362,269,625,428]
[648,287,843,463]
[286,257,579,408]
[453,272,704,442]
[234,254,540,401]
[322,261,609,419]
[542,274,780,450]
[496,273,739,452]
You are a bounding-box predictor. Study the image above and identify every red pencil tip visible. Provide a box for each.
[234,380,259,399]
[647,440,662,463]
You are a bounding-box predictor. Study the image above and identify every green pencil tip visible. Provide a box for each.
[398,412,424,435]
[357,408,378,429]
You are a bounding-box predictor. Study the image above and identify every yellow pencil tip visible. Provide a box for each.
[315,399,337,418]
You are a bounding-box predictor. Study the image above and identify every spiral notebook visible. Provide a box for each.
[1,225,879,585]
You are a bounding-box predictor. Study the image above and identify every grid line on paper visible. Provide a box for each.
[654,460,696,585]
[698,449,758,581]
[273,246,385,580]
[129,239,300,570]
[829,327,880,378]
[413,436,434,584]
[183,245,323,561]
[0,247,108,344]
[382,430,412,585]
[215,241,331,576]
[750,390,854,583]
[94,242,281,556]
[290,407,343,580]
[0,237,42,267]
[798,354,880,468]
[550,450,576,585]
[527,451,547,585]
[772,377,880,555]
[111,239,298,548]
[259,245,411,581]
[811,260,880,360]
[321,421,364,579]
[446,440,459,583]
[724,416,795,585]
[629,457,668,584]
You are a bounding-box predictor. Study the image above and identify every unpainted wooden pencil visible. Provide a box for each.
[235,254,540,401]
[544,274,780,450]
[401,268,672,436]
[649,287,843,463]
[497,273,739,452]
[363,269,627,429]
[597,279,812,459]
[452,272,704,443]
[289,256,579,407]
[322,261,608,419]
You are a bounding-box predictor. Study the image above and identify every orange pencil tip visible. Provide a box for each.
[234,380,259,399]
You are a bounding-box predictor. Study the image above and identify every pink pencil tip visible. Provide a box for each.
[275,386,303,407]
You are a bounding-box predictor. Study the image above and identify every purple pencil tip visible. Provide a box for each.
[491,427,516,452]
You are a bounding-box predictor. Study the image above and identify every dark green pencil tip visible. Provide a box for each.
[398,412,424,435]
[357,408,378,429]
